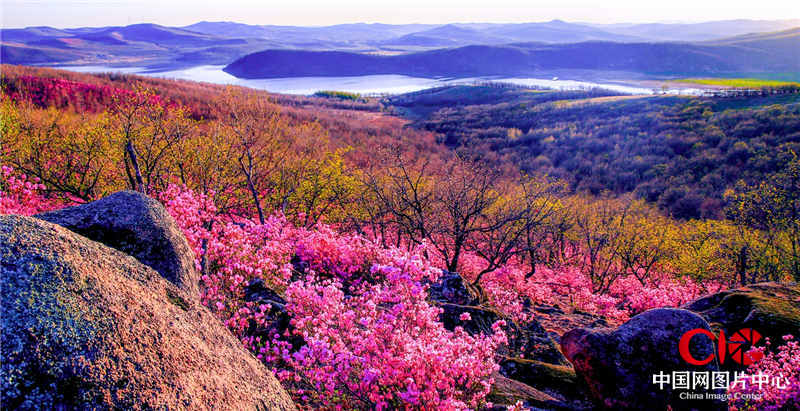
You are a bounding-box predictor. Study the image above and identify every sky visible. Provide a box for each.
[2,0,799,29]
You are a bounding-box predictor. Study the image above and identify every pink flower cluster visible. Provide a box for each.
[458,251,712,324]
[294,224,378,285]
[159,185,295,307]
[0,166,61,215]
[457,254,553,322]
[730,335,800,410]
[286,268,505,409]
[158,185,504,408]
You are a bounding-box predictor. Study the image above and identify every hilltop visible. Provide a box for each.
[0,23,277,69]
[224,34,800,79]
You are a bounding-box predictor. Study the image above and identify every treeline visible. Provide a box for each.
[355,149,800,289]
[2,68,799,290]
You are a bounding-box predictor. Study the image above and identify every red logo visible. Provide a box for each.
[678,328,764,366]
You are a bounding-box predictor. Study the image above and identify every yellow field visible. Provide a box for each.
[672,78,800,88]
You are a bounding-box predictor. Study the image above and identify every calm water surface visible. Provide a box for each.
[56,65,704,96]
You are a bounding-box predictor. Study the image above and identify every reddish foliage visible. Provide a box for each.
[2,75,134,113]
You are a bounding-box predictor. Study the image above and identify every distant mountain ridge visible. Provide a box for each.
[1,23,277,69]
[224,30,800,79]
[178,19,800,45]
[586,19,800,42]
[2,19,799,70]
[377,21,646,48]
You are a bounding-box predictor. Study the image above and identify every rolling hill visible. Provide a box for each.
[2,19,798,72]
[381,24,505,47]
[0,23,275,68]
[376,20,646,48]
[705,26,800,51]
[481,20,643,43]
[590,19,800,42]
[224,33,800,79]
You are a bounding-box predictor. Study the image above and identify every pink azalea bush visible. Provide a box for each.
[0,165,62,215]
[730,335,800,411]
[286,268,506,409]
[457,253,554,323]
[528,264,629,321]
[607,274,719,319]
[458,250,710,324]
[158,184,505,408]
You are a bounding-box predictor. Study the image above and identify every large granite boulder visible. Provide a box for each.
[561,308,723,411]
[36,191,199,296]
[685,282,800,355]
[0,215,295,410]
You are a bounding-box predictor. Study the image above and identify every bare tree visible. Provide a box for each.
[360,148,438,249]
[361,151,566,299]
[569,195,630,293]
[217,88,290,224]
[110,87,193,194]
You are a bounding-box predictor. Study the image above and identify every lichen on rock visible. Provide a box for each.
[0,215,295,410]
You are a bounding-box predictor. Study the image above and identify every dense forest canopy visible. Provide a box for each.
[396,86,800,219]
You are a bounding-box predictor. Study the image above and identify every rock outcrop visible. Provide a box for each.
[428,271,475,306]
[499,358,588,407]
[0,215,295,410]
[36,191,199,296]
[428,271,568,366]
[428,271,581,409]
[561,308,723,411]
[685,282,800,353]
[487,373,568,410]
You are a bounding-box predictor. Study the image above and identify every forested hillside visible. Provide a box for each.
[224,31,800,79]
[396,86,800,219]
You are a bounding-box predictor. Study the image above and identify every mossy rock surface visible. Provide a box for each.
[430,272,569,366]
[1,215,295,410]
[36,190,199,297]
[499,357,590,407]
[685,282,800,347]
[487,372,576,410]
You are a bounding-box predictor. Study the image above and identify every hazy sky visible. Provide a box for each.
[2,0,799,28]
